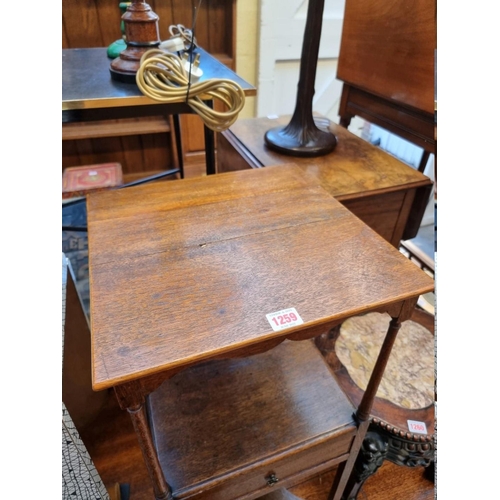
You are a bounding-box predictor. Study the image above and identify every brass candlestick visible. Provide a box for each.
[110,0,161,83]
[264,0,337,156]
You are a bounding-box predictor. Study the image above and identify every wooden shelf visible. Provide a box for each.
[148,340,356,500]
[62,116,171,141]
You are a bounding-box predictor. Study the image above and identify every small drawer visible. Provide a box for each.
[149,341,358,500]
[180,428,355,500]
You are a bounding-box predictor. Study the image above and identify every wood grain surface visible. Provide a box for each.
[148,340,355,499]
[337,0,436,114]
[216,116,432,246]
[87,165,434,390]
[218,116,431,199]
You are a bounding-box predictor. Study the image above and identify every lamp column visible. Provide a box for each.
[264,0,337,157]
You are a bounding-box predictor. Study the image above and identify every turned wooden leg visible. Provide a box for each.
[327,420,371,500]
[114,377,175,500]
[356,318,402,422]
[127,404,173,500]
[339,115,352,128]
[418,150,431,173]
[328,315,405,500]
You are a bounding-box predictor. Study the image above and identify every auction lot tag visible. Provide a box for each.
[407,420,428,434]
[266,308,304,331]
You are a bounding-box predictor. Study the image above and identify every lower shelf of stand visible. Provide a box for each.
[147,339,357,500]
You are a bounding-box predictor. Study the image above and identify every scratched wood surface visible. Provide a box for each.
[87,165,434,390]
[216,116,432,246]
[218,116,431,200]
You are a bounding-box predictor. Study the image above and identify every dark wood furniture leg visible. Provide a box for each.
[418,150,431,173]
[172,114,185,179]
[327,301,416,500]
[114,383,173,500]
[341,428,389,499]
[203,100,216,175]
[340,423,434,500]
[338,86,353,129]
[128,404,172,500]
[339,115,352,128]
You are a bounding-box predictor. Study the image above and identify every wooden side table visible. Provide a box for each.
[86,165,434,500]
[216,116,432,247]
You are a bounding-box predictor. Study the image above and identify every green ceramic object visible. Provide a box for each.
[107,2,131,59]
[107,39,127,59]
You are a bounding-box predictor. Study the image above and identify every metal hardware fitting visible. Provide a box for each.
[265,473,279,487]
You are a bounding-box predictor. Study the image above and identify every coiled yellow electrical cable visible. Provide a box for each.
[136,49,246,132]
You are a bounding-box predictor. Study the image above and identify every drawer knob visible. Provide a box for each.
[265,472,280,487]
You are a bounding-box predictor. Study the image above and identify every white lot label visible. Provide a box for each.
[407,420,428,434]
[266,308,304,331]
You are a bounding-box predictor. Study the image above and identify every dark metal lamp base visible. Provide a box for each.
[264,124,337,157]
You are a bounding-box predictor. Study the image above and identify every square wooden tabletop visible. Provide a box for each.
[87,165,434,390]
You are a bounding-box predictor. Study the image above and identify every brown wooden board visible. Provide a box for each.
[216,116,432,246]
[148,340,356,499]
[337,0,436,115]
[87,165,434,390]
